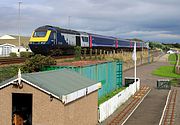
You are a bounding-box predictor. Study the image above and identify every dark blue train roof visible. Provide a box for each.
[36,25,143,44]
[35,25,80,35]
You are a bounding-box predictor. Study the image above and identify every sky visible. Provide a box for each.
[0,0,180,43]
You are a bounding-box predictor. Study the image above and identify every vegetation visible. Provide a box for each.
[168,54,177,65]
[152,66,180,78]
[98,87,126,105]
[168,54,180,65]
[74,46,81,60]
[170,78,180,86]
[163,43,180,49]
[22,54,56,73]
[0,65,19,83]
[9,52,17,57]
[50,48,63,56]
[20,51,33,58]
[0,54,57,83]
[149,42,170,51]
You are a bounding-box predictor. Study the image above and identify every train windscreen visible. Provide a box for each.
[33,31,47,37]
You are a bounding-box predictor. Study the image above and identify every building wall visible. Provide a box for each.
[0,81,98,125]
[64,91,98,125]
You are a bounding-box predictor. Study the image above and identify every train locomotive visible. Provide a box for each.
[29,25,147,55]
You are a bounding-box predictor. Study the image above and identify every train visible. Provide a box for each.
[29,25,148,55]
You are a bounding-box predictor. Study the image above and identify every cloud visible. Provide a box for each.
[158,34,180,39]
[0,0,180,43]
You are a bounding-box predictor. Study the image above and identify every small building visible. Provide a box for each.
[0,69,101,125]
[0,35,31,56]
[0,43,16,56]
[0,34,30,47]
[42,60,123,98]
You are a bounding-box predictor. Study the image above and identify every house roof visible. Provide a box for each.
[0,69,101,104]
[0,35,30,47]
[0,35,16,39]
[0,43,16,47]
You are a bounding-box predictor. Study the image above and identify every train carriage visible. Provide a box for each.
[29,25,147,55]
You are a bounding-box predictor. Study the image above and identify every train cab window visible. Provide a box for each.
[33,31,46,37]
[82,37,88,42]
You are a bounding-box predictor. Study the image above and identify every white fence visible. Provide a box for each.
[98,79,140,122]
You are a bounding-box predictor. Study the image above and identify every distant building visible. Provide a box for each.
[0,69,101,125]
[0,35,31,56]
[0,43,16,57]
[0,34,30,47]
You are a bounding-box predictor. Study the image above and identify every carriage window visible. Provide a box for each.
[82,37,88,42]
[33,31,46,37]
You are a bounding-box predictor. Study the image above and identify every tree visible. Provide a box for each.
[22,54,56,72]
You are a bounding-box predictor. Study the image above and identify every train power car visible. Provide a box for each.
[29,25,147,55]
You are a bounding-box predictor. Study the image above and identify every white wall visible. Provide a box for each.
[0,45,14,57]
[98,79,140,122]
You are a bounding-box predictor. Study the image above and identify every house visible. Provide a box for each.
[0,35,31,56]
[0,69,101,125]
[0,43,16,56]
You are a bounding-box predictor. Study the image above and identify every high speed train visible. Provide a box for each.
[29,25,148,55]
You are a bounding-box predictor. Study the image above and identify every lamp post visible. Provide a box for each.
[18,1,22,57]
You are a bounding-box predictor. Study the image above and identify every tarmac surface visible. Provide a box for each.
[101,54,179,125]
[123,55,169,125]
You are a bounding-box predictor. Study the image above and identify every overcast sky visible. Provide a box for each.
[1,0,180,43]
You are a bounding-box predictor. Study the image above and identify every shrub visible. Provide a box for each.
[9,52,17,57]
[22,54,56,72]
[0,65,19,83]
[74,46,81,60]
[20,51,33,58]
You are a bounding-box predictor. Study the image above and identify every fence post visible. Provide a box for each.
[95,49,97,59]
[83,48,87,60]
[100,49,102,59]
[103,50,106,59]
[90,48,92,59]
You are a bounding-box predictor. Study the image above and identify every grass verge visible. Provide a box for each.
[152,65,180,78]
[170,79,180,86]
[168,54,180,65]
[98,87,126,105]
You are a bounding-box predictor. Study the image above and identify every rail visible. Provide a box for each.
[107,86,150,125]
[159,89,177,125]
[0,57,25,65]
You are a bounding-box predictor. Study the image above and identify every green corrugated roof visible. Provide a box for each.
[21,69,97,99]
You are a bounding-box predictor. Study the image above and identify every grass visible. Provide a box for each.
[170,78,180,86]
[98,87,126,105]
[168,54,180,65]
[152,66,180,78]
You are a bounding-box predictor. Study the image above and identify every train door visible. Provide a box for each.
[76,36,81,46]
[50,32,57,45]
[80,35,89,47]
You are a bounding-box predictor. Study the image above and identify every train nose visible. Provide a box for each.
[29,44,50,55]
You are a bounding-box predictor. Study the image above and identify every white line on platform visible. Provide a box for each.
[158,89,171,125]
[121,88,152,125]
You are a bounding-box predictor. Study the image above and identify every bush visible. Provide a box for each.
[20,51,33,58]
[22,54,56,72]
[9,52,17,57]
[74,46,81,60]
[0,65,19,83]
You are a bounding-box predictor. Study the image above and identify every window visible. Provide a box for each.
[33,31,46,37]
[82,37,88,42]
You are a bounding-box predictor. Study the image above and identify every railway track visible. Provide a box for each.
[0,57,25,65]
[108,86,150,125]
[160,89,177,125]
